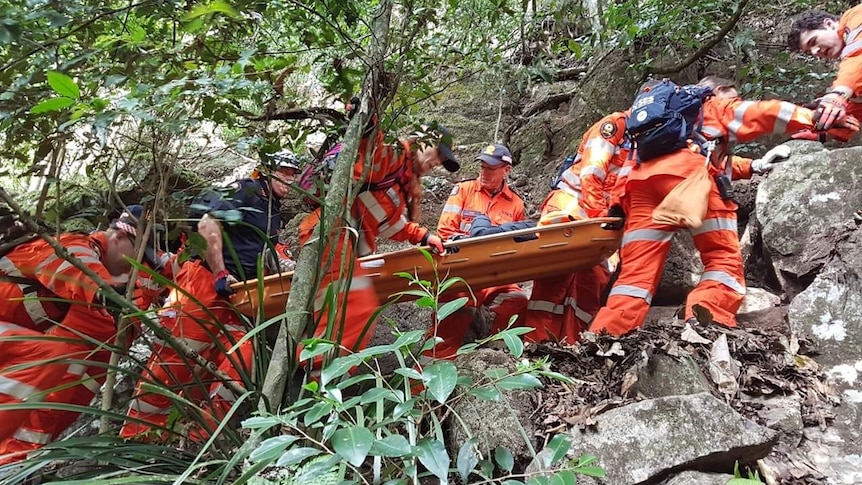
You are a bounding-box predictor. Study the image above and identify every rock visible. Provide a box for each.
[756,142,862,296]
[732,177,759,226]
[753,395,804,437]
[448,349,537,461]
[787,232,862,482]
[663,470,735,485]
[567,393,778,485]
[655,231,702,305]
[633,354,710,398]
[738,287,780,315]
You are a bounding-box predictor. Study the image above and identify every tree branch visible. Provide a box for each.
[650,0,751,75]
[249,107,347,123]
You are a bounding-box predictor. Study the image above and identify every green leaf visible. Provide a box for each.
[299,341,335,362]
[359,387,397,404]
[546,434,571,465]
[574,465,605,478]
[497,373,543,390]
[414,438,450,481]
[576,454,597,467]
[437,297,468,321]
[276,447,322,467]
[241,415,281,431]
[468,386,500,401]
[250,435,299,463]
[550,471,576,485]
[369,435,411,457]
[423,361,458,404]
[502,331,524,358]
[332,425,374,467]
[185,0,239,19]
[726,480,764,485]
[456,438,479,481]
[30,97,75,114]
[320,354,362,385]
[494,446,514,472]
[303,401,333,426]
[527,477,551,485]
[46,71,79,99]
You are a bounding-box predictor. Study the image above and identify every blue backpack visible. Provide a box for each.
[625,79,713,163]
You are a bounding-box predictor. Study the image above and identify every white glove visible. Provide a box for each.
[751,144,792,175]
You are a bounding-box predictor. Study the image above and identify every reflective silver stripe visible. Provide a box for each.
[0,255,47,322]
[564,297,594,324]
[690,218,737,236]
[223,324,246,333]
[560,171,582,190]
[0,256,22,275]
[772,102,796,135]
[12,427,52,445]
[609,165,621,176]
[526,300,564,315]
[841,25,862,57]
[22,296,50,324]
[617,165,632,178]
[0,375,41,401]
[727,101,755,142]
[128,398,171,415]
[700,270,746,295]
[441,204,462,214]
[379,215,407,239]
[357,191,388,223]
[841,40,862,58]
[557,184,581,199]
[488,291,526,309]
[211,383,236,402]
[608,285,653,304]
[580,165,607,181]
[584,137,615,156]
[0,323,18,334]
[314,276,373,311]
[67,363,87,376]
[701,126,723,138]
[622,228,674,247]
[81,372,101,394]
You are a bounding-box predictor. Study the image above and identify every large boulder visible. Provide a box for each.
[448,349,537,460]
[664,471,735,485]
[568,393,778,485]
[787,229,862,482]
[756,141,862,296]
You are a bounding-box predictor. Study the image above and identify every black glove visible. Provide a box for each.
[603,205,625,230]
[446,234,467,254]
[214,270,237,297]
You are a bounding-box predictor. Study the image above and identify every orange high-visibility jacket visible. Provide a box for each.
[350,133,429,256]
[836,5,862,98]
[630,97,817,182]
[437,179,526,240]
[556,111,632,217]
[0,233,115,339]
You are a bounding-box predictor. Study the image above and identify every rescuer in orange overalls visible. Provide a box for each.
[788,6,862,223]
[297,125,459,364]
[0,206,156,458]
[425,143,528,359]
[523,112,633,344]
[121,154,301,441]
[589,77,860,337]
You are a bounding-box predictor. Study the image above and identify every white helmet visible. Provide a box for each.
[270,149,302,171]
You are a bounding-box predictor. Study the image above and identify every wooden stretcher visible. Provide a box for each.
[230,217,622,319]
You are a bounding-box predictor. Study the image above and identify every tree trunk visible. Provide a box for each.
[259,0,394,414]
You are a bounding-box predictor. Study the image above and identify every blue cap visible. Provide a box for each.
[476,144,513,166]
